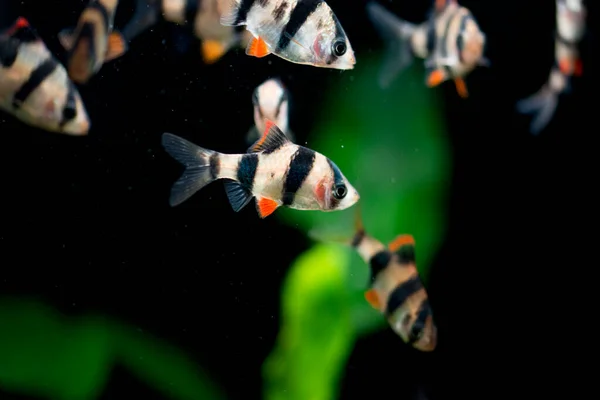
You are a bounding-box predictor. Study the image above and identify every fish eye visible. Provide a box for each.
[332,40,346,57]
[411,323,424,341]
[62,104,77,121]
[333,184,347,199]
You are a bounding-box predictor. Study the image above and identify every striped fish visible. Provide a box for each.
[161,120,359,218]
[58,0,130,84]
[219,0,356,69]
[367,0,488,98]
[246,77,295,145]
[0,18,90,135]
[516,0,586,135]
[311,209,437,351]
[122,0,254,64]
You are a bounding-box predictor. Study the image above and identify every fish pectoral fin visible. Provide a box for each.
[256,197,280,219]
[104,31,128,62]
[454,78,469,98]
[246,36,271,58]
[201,39,228,64]
[247,119,290,153]
[223,180,254,212]
[58,27,76,50]
[426,68,447,87]
[364,289,381,310]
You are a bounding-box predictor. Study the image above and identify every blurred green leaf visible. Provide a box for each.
[263,243,354,400]
[0,297,224,400]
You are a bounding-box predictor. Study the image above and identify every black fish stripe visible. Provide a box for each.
[0,37,20,68]
[59,81,77,128]
[12,57,58,109]
[70,23,96,66]
[272,1,288,23]
[425,20,436,56]
[236,153,259,191]
[88,0,111,32]
[350,229,365,248]
[456,14,469,63]
[235,0,257,25]
[276,0,323,52]
[396,243,415,264]
[10,24,39,43]
[408,299,430,344]
[209,153,220,180]
[326,158,343,209]
[369,250,392,283]
[385,275,423,317]
[184,0,199,25]
[281,146,316,206]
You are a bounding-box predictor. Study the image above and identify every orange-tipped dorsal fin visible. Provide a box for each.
[247,119,290,153]
[364,289,381,310]
[6,17,38,39]
[388,234,415,253]
[246,36,271,58]
[256,197,280,218]
[105,31,128,62]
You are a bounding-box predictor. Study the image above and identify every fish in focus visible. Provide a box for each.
[516,0,586,135]
[219,0,356,70]
[309,207,437,351]
[122,0,254,64]
[246,77,295,145]
[161,120,359,218]
[0,17,90,135]
[58,0,129,84]
[367,0,488,98]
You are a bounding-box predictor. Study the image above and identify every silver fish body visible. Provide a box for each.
[162,120,359,218]
[0,18,90,135]
[220,0,355,69]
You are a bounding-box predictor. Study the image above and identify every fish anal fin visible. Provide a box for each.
[426,69,446,87]
[223,179,254,212]
[364,289,381,310]
[104,31,128,62]
[246,36,270,58]
[58,27,76,50]
[256,197,280,218]
[454,77,469,98]
[247,120,289,153]
[388,234,415,253]
[201,39,228,64]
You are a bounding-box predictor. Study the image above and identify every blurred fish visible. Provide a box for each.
[58,0,130,84]
[367,0,488,97]
[122,0,254,64]
[516,0,586,135]
[310,207,437,351]
[161,120,359,218]
[219,0,356,69]
[0,17,90,135]
[246,77,295,145]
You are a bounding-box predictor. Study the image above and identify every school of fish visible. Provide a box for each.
[0,0,589,351]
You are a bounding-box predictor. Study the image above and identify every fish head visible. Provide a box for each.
[389,295,437,352]
[308,8,355,70]
[59,90,90,136]
[557,0,586,42]
[460,17,486,68]
[314,158,360,211]
[252,78,289,134]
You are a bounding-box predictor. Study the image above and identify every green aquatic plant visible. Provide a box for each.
[0,297,224,400]
[265,55,450,398]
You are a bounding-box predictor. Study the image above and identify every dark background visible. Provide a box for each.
[0,0,596,399]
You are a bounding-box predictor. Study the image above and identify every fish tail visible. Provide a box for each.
[161,133,222,207]
[366,2,416,89]
[121,0,161,42]
[220,0,245,26]
[515,85,560,135]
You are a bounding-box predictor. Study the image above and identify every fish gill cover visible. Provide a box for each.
[263,54,450,400]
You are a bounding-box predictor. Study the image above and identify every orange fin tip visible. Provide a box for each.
[388,234,415,253]
[6,17,31,36]
[364,289,380,310]
[426,69,445,87]
[105,32,128,62]
[454,78,469,98]
[256,197,279,218]
[246,36,270,58]
[201,40,227,64]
